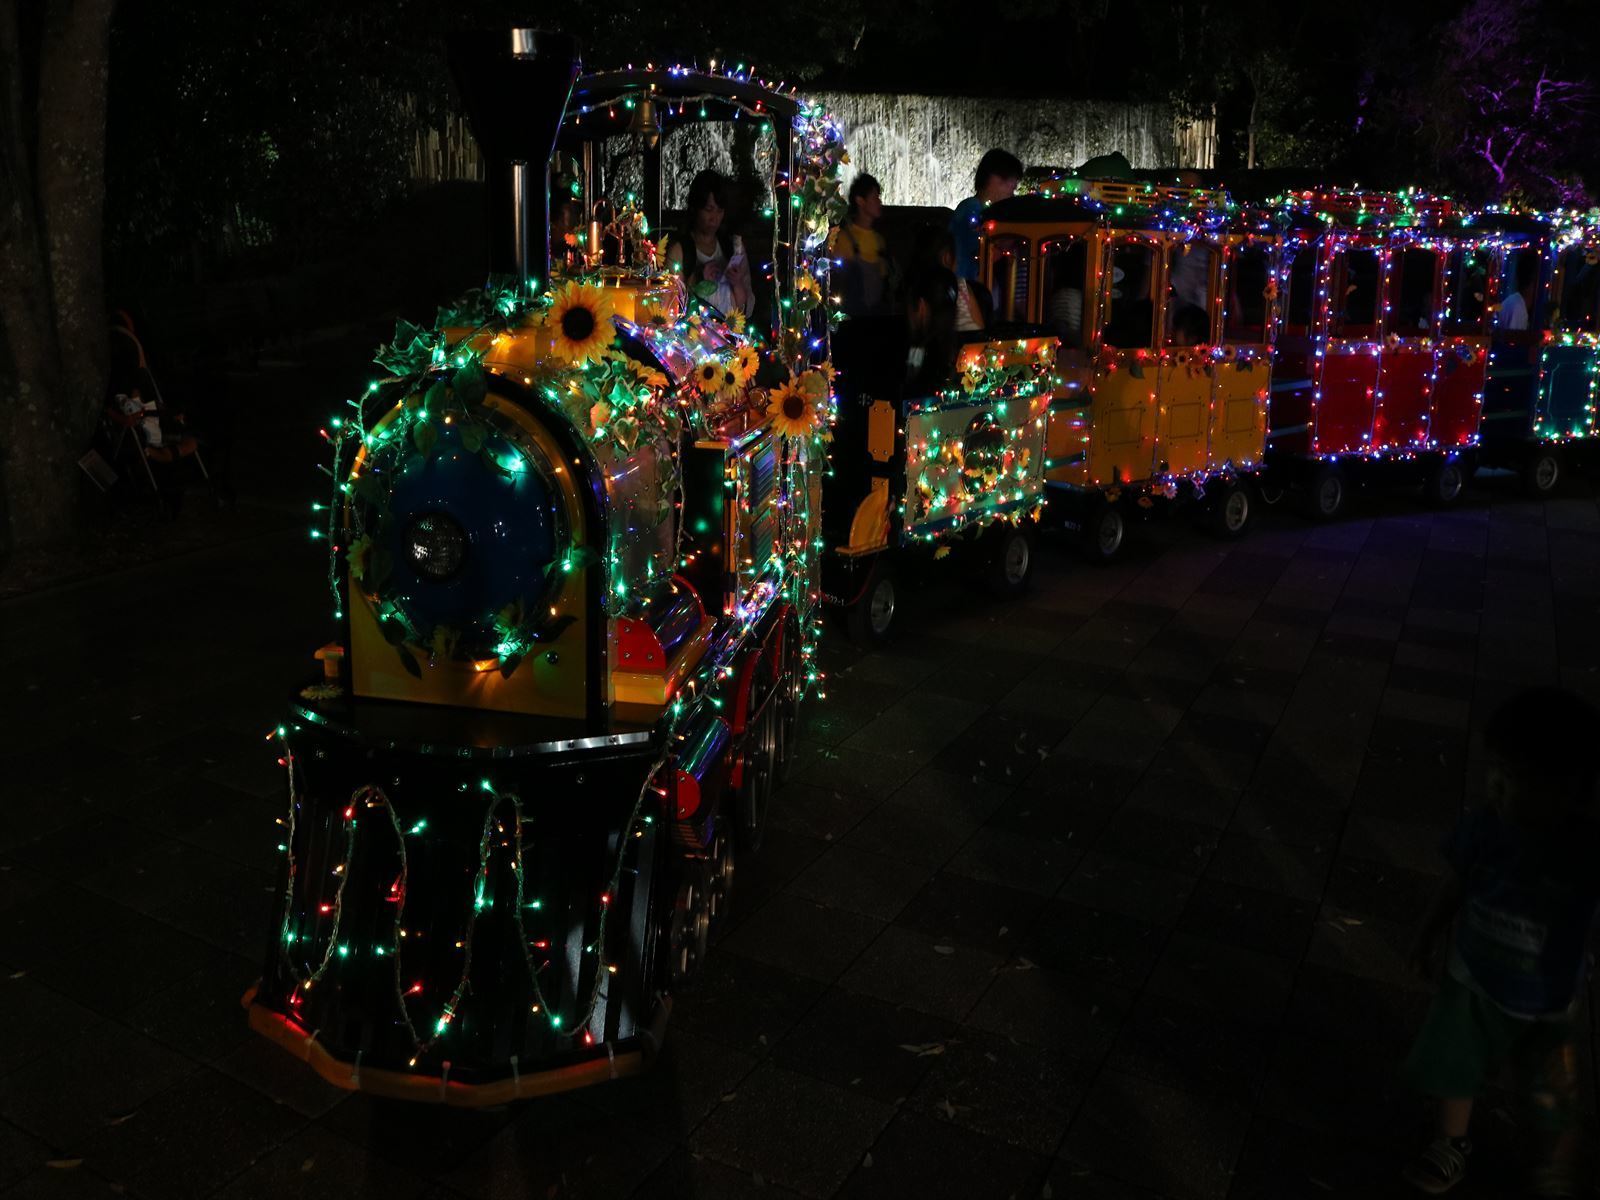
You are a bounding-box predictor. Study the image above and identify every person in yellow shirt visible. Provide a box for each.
[829,173,890,317]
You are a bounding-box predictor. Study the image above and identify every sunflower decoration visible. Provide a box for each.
[732,344,761,384]
[544,282,616,365]
[793,272,822,308]
[693,359,724,395]
[766,377,820,439]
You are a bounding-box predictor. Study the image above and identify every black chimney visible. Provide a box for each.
[446,29,581,295]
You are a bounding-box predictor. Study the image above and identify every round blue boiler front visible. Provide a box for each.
[383,423,562,639]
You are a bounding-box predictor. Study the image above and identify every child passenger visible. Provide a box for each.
[830,173,890,318]
[1400,687,1600,1197]
[666,170,754,317]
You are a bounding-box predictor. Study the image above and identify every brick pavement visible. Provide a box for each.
[1,476,1597,1200]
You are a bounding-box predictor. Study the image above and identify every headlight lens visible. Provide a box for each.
[404,511,468,581]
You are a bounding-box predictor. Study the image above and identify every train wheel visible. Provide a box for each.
[1523,447,1562,498]
[739,661,779,855]
[846,560,897,645]
[1208,482,1252,540]
[1423,459,1465,507]
[666,859,713,987]
[1303,463,1346,520]
[1081,500,1125,563]
[775,618,803,783]
[986,525,1034,598]
[706,826,736,936]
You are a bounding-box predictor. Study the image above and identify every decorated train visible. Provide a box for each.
[250,28,1599,1103]
[249,34,841,1103]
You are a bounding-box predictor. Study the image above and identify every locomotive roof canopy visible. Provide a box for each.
[558,68,805,145]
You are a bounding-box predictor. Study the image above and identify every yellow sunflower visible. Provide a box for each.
[732,344,760,384]
[545,282,616,365]
[766,379,818,438]
[693,360,723,394]
[718,365,743,397]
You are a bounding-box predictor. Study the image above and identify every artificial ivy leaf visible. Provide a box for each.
[453,359,487,407]
[368,547,393,592]
[397,646,422,678]
[424,378,448,412]
[1128,359,1145,379]
[480,447,511,479]
[377,613,408,645]
[412,419,438,457]
[498,653,524,679]
[460,422,484,453]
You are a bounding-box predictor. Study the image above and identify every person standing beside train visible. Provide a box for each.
[830,173,893,318]
[949,148,1023,283]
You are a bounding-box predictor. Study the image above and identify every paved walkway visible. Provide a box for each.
[2,475,1597,1199]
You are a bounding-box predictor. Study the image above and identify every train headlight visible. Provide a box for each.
[404,511,469,581]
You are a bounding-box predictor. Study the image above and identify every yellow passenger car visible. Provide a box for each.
[980,180,1279,559]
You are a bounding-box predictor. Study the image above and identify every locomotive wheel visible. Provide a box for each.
[1208,482,1252,540]
[774,619,803,783]
[1523,447,1562,498]
[666,858,713,987]
[846,560,897,645]
[986,526,1034,598]
[739,661,779,855]
[1423,458,1465,507]
[706,826,735,936]
[1303,464,1346,520]
[1081,500,1126,563]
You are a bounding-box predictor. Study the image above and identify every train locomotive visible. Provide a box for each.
[248,33,840,1104]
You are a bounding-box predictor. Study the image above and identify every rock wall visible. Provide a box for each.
[415,92,1215,213]
[815,92,1215,209]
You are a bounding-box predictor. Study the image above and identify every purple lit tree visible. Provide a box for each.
[1419,0,1594,205]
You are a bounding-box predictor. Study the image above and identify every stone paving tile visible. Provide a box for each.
[838,923,1004,1023]
[212,1124,432,1199]
[906,1024,1092,1154]
[79,1067,305,1200]
[720,893,884,985]
[966,962,1134,1060]
[1060,1070,1252,1200]
[768,987,954,1105]
[1061,850,1197,926]
[835,1109,1051,1198]
[691,1061,895,1198]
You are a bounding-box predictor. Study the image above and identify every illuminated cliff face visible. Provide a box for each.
[812,92,1215,208]
[424,93,1214,213]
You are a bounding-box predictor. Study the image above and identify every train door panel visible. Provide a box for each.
[1212,238,1274,470]
[1541,246,1600,439]
[1039,231,1097,487]
[1152,238,1217,476]
[1088,235,1160,486]
[1267,239,1320,459]
[1315,244,1382,455]
[1373,245,1439,450]
[1481,243,1547,446]
[1430,247,1489,448]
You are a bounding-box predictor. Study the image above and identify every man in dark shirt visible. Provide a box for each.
[1401,687,1600,1196]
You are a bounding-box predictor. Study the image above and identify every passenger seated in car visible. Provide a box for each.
[915,229,989,333]
[904,266,959,394]
[1170,303,1210,346]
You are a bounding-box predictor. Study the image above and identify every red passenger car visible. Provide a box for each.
[1266,190,1489,517]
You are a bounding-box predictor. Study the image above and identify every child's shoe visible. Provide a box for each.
[1402,1136,1471,1194]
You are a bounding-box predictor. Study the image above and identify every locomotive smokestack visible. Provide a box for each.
[446,28,581,294]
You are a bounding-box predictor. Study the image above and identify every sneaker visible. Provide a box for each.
[1402,1136,1471,1194]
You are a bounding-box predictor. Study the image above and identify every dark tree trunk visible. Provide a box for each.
[0,0,117,559]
